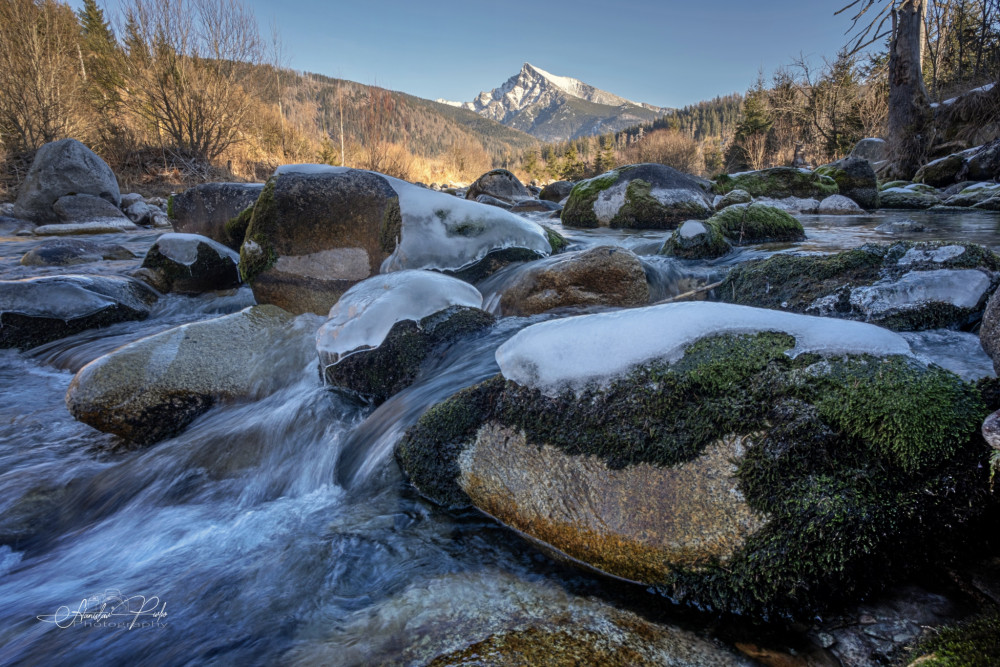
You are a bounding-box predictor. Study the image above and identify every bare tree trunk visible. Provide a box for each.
[886,0,931,180]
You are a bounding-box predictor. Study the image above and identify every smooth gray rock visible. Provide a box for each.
[139,233,241,294]
[851,138,887,163]
[466,169,532,204]
[20,239,136,267]
[0,275,158,349]
[170,182,265,243]
[13,139,120,223]
[539,180,574,202]
[52,194,129,223]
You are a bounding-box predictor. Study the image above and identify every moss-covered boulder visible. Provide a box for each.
[718,242,1000,330]
[0,275,158,349]
[170,182,265,244]
[223,205,254,250]
[659,220,730,259]
[498,245,650,316]
[944,182,1000,207]
[239,168,401,315]
[979,291,1000,375]
[713,188,752,210]
[466,169,532,204]
[974,196,1000,211]
[712,167,839,200]
[816,156,879,209]
[561,164,712,229]
[915,153,968,187]
[879,184,943,209]
[317,271,493,404]
[706,203,805,244]
[880,180,913,191]
[396,302,993,620]
[66,305,296,444]
[138,232,241,294]
[964,139,1000,181]
[20,239,135,267]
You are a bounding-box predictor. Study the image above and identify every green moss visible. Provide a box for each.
[398,328,995,620]
[880,180,912,191]
[166,194,175,219]
[708,203,805,244]
[711,167,839,198]
[608,179,666,229]
[379,198,402,253]
[815,357,985,472]
[541,225,569,254]
[238,178,278,284]
[560,171,619,228]
[660,220,730,259]
[224,206,254,251]
[905,609,1000,667]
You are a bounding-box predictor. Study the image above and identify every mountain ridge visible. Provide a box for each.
[437,63,672,142]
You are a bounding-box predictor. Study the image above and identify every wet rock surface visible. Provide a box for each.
[139,233,241,294]
[170,182,265,244]
[20,239,135,267]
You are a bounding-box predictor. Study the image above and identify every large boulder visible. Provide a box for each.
[979,292,1000,375]
[914,151,971,187]
[0,275,158,349]
[660,220,730,260]
[138,233,241,294]
[713,167,839,200]
[465,169,532,204]
[818,194,865,214]
[20,239,135,267]
[498,246,650,316]
[719,242,1000,331]
[538,180,574,202]
[52,194,130,223]
[561,164,713,229]
[963,139,1000,181]
[879,184,943,209]
[816,156,879,209]
[317,271,493,404]
[240,165,552,314]
[706,203,805,244]
[13,139,121,223]
[850,137,887,163]
[397,302,991,619]
[170,182,265,244]
[66,305,296,444]
[944,182,1000,207]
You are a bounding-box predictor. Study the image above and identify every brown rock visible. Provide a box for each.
[499,245,648,316]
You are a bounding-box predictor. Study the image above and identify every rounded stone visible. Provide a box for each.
[13,139,121,223]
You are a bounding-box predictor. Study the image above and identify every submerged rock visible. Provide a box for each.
[138,233,241,294]
[33,219,139,235]
[659,220,730,260]
[397,302,992,620]
[13,139,121,223]
[707,203,805,244]
[499,245,649,316]
[719,242,1000,331]
[561,163,713,229]
[466,169,532,204]
[66,305,295,444]
[509,199,562,214]
[474,194,513,209]
[20,239,135,267]
[170,182,265,244]
[317,271,493,404]
[713,167,839,200]
[0,275,158,349]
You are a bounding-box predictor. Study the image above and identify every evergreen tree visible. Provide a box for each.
[560,144,585,180]
[77,0,121,112]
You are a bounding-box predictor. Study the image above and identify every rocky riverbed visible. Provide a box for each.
[2,141,1000,666]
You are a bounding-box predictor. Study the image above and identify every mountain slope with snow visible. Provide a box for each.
[445,63,672,143]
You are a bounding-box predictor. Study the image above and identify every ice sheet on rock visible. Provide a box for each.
[0,275,117,320]
[755,197,819,213]
[678,220,708,238]
[316,270,483,365]
[897,245,965,265]
[379,174,551,272]
[496,301,912,395]
[850,269,990,316]
[154,233,240,266]
[901,329,995,382]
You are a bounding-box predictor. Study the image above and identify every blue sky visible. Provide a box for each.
[82,1,866,108]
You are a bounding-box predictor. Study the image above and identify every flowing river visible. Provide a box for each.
[1,208,999,665]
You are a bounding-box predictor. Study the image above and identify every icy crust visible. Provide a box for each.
[495,302,912,396]
[316,270,483,365]
[153,233,239,267]
[274,164,552,273]
[0,275,140,320]
[849,269,991,315]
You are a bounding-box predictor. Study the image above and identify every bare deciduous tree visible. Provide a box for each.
[0,0,90,152]
[118,0,266,161]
